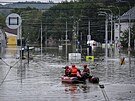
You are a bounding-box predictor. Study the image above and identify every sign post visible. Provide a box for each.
[5,13,22,78]
[5,13,22,56]
[6,13,22,29]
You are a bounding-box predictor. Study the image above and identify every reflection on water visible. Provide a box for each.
[0,45,6,58]
[4,48,17,58]
[63,83,92,94]
[62,82,99,101]
[64,83,81,94]
[62,81,100,94]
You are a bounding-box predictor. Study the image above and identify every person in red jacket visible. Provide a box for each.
[70,64,81,77]
[82,64,90,77]
[64,66,71,76]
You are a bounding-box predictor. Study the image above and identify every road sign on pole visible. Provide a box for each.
[5,13,22,29]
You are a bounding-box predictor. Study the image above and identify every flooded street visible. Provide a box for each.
[1,0,135,100]
[0,47,135,101]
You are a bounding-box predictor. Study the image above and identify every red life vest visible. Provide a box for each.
[65,68,71,75]
[83,68,90,73]
[71,67,78,76]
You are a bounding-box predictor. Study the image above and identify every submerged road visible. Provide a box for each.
[0,47,135,101]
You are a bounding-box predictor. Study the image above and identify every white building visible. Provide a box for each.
[114,6,135,42]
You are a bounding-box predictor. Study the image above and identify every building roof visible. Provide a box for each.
[120,6,135,22]
[5,32,17,37]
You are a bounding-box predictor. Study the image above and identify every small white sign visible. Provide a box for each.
[5,13,22,29]
[68,53,81,63]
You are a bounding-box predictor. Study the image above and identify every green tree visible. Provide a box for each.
[6,0,134,46]
[0,13,6,28]
[11,7,42,44]
[120,23,135,48]
[42,0,105,44]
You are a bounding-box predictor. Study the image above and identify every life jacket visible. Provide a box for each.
[65,68,71,75]
[83,68,90,74]
[71,67,78,76]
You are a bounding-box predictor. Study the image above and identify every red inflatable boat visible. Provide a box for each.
[61,76,85,84]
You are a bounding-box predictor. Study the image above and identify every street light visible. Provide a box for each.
[59,17,72,63]
[98,12,108,61]
[40,21,43,60]
[117,6,121,41]
[65,21,68,63]
[108,5,121,57]
[79,16,91,55]
[108,5,121,42]
[100,8,113,46]
[80,16,91,43]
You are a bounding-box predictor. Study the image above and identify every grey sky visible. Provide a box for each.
[0,0,70,3]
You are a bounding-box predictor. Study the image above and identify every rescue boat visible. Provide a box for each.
[61,75,99,84]
[61,76,86,84]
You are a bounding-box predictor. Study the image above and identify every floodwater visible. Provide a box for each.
[0,47,135,101]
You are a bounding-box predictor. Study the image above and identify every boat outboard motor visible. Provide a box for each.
[89,76,99,84]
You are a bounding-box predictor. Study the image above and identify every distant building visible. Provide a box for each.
[5,32,17,48]
[114,6,135,42]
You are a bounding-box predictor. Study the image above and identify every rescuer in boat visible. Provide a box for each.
[64,66,71,76]
[82,64,91,78]
[82,64,99,83]
[70,64,81,77]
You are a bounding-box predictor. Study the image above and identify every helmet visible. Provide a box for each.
[72,64,75,67]
[65,66,69,68]
[83,64,87,67]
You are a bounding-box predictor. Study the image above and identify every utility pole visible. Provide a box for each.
[65,21,68,63]
[100,8,113,46]
[41,22,43,60]
[105,13,108,61]
[99,12,108,61]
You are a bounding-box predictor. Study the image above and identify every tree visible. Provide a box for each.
[3,0,133,46]
[11,7,42,44]
[41,0,106,44]
[0,13,6,28]
[120,23,135,48]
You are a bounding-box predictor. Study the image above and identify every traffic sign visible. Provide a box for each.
[5,13,22,29]
[86,56,94,62]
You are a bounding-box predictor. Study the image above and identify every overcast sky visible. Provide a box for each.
[0,0,70,3]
